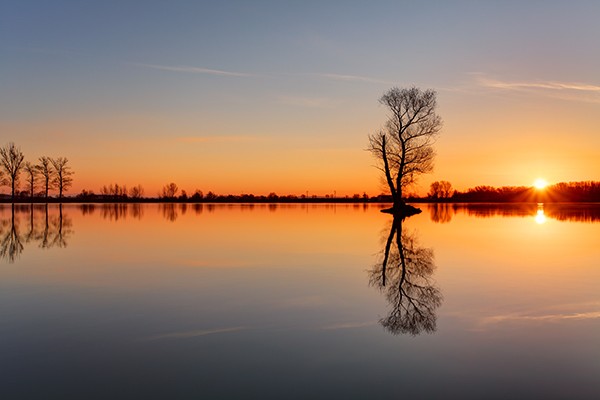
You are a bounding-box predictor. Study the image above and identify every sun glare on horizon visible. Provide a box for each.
[533,178,548,190]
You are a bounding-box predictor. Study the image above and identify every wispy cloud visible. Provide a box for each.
[135,63,253,77]
[472,73,600,103]
[476,75,600,92]
[142,326,247,341]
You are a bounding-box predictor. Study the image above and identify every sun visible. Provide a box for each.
[533,178,548,190]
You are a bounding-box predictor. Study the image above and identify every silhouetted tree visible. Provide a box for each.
[369,217,442,335]
[190,189,204,201]
[179,190,188,201]
[51,157,73,199]
[428,180,453,200]
[101,183,128,199]
[23,161,38,199]
[162,182,178,199]
[129,184,144,199]
[36,156,54,199]
[368,87,442,213]
[0,143,25,201]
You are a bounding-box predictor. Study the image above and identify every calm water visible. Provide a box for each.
[1,203,599,399]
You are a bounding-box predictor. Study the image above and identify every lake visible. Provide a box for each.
[1,203,599,399]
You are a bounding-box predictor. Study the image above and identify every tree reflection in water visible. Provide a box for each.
[0,204,72,263]
[369,217,442,336]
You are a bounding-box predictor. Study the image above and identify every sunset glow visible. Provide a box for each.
[533,179,548,190]
[2,2,600,196]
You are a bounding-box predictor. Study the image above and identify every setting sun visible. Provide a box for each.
[533,178,548,190]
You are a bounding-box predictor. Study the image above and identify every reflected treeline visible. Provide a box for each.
[428,203,600,223]
[0,204,72,263]
[73,203,373,222]
[429,203,453,223]
[369,217,442,336]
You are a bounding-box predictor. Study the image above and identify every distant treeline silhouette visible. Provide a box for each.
[72,180,599,203]
[412,181,600,203]
[72,184,376,203]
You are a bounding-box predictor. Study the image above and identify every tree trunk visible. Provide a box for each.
[381,136,397,204]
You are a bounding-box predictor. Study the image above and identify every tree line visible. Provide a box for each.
[0,142,73,201]
[414,180,600,202]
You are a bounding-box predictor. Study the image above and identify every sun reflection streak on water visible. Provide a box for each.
[535,204,547,224]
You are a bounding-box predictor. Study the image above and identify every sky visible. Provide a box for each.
[1,0,600,196]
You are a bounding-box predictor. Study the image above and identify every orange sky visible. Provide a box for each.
[2,2,600,197]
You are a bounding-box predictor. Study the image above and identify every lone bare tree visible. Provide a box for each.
[37,157,54,199]
[23,162,38,199]
[51,157,73,200]
[0,142,25,201]
[368,87,442,214]
[162,182,179,199]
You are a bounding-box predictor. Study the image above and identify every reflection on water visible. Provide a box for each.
[429,203,453,223]
[0,204,72,263]
[369,216,442,335]
[2,203,600,398]
[429,202,600,223]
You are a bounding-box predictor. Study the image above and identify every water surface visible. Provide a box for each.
[1,203,599,399]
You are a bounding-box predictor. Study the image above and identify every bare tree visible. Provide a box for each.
[23,162,38,199]
[37,157,54,199]
[428,180,453,200]
[162,182,178,199]
[101,183,127,199]
[368,87,442,213]
[0,143,26,201]
[129,184,144,199]
[51,157,74,200]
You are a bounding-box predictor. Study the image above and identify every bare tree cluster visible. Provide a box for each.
[368,87,442,213]
[428,180,453,199]
[0,142,74,201]
[161,182,179,199]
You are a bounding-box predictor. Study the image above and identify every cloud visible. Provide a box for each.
[135,63,253,77]
[476,75,600,92]
[142,326,247,341]
[471,73,600,104]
